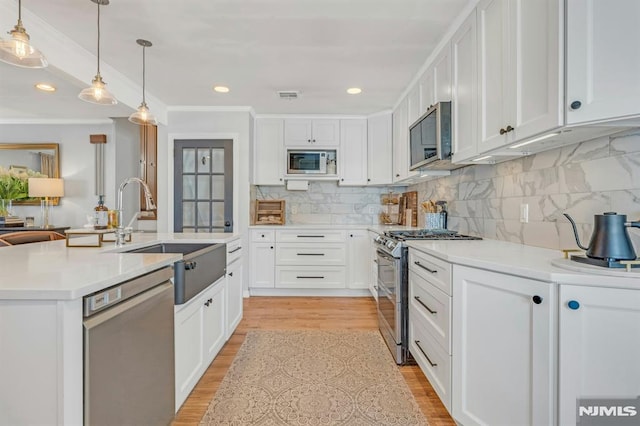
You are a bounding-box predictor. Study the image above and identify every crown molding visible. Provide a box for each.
[167,106,254,113]
[0,118,114,125]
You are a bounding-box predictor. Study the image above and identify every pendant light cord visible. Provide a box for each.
[142,45,146,104]
[96,1,101,75]
[18,0,22,22]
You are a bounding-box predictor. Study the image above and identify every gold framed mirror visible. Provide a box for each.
[0,143,61,206]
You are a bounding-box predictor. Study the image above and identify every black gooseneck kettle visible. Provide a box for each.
[564,212,640,260]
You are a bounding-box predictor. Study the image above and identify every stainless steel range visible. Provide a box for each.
[374,229,481,364]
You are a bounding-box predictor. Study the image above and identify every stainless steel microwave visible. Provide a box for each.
[287,150,334,174]
[409,101,459,170]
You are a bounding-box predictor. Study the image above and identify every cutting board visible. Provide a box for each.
[398,191,418,226]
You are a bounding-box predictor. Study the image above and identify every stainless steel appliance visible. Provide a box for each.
[83,267,175,425]
[287,149,335,174]
[564,212,640,268]
[409,102,464,171]
[374,229,482,364]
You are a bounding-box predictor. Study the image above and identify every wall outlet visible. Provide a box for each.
[520,203,529,223]
[291,206,298,214]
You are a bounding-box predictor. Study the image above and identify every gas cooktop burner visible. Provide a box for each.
[569,255,640,269]
[386,229,482,241]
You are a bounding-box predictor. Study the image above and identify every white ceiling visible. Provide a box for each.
[0,0,470,120]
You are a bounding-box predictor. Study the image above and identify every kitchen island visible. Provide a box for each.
[0,232,241,426]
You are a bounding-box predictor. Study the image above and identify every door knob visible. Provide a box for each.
[570,100,582,110]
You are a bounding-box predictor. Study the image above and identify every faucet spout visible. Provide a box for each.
[115,177,155,245]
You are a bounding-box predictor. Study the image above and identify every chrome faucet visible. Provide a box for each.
[115,177,156,246]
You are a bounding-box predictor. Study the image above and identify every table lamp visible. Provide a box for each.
[28,178,64,228]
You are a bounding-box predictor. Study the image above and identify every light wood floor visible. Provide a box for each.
[172,296,455,426]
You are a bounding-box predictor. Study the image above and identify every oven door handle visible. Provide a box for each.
[377,281,395,303]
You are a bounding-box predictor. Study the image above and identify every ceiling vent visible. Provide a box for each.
[278,90,300,100]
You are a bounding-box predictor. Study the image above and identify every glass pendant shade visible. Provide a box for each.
[78,73,117,105]
[79,0,117,105]
[129,102,157,125]
[128,39,156,125]
[0,1,47,68]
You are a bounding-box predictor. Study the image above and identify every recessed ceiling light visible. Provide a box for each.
[35,83,56,92]
[213,86,229,93]
[347,87,362,95]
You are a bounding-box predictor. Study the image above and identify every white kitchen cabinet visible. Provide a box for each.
[175,278,226,411]
[347,230,369,289]
[420,43,452,113]
[368,231,378,300]
[249,230,275,288]
[407,84,422,127]
[566,0,640,124]
[284,119,340,147]
[558,284,640,426]
[366,112,393,185]
[476,0,562,154]
[451,10,478,162]
[392,97,417,182]
[339,119,368,186]
[225,256,243,340]
[452,266,555,426]
[253,118,285,185]
[276,243,346,266]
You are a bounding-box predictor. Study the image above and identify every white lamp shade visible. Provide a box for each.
[28,178,65,197]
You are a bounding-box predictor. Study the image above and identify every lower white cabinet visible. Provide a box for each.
[368,231,379,300]
[276,266,346,289]
[249,230,276,288]
[174,278,226,412]
[225,257,243,340]
[452,265,555,426]
[558,284,640,426]
[347,230,369,289]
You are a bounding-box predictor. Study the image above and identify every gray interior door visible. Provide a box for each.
[174,139,233,232]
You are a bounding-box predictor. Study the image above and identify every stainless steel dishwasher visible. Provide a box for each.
[83,267,175,426]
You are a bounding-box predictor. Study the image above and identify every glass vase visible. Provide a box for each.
[0,199,12,218]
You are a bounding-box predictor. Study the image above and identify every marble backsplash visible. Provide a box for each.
[254,182,391,225]
[409,130,640,250]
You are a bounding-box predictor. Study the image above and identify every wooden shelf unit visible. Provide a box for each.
[254,200,285,225]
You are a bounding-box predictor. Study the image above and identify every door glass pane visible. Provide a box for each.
[211,149,224,173]
[212,175,224,199]
[197,202,210,227]
[182,149,195,173]
[182,175,195,199]
[197,175,210,200]
[182,202,195,226]
[183,227,195,233]
[212,202,224,227]
[197,149,210,173]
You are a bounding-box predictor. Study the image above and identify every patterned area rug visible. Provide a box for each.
[200,330,428,425]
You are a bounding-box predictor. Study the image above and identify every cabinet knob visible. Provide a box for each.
[279,178,283,181]
[229,272,233,277]
[396,174,400,177]
[367,178,371,182]
[261,234,265,238]
[341,178,344,182]
[350,234,354,237]
[270,246,274,249]
[567,300,580,310]
[500,127,507,135]
[312,139,316,143]
[506,125,514,133]
[570,100,582,110]
[307,139,311,142]
[532,295,543,304]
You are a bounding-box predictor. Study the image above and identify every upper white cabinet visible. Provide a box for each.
[566,0,640,124]
[558,284,640,425]
[420,43,453,113]
[407,84,422,127]
[284,119,340,147]
[476,0,562,155]
[367,112,393,185]
[451,10,478,163]
[452,266,555,426]
[339,119,368,186]
[253,118,285,185]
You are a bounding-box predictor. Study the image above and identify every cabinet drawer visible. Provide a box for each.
[251,229,275,242]
[409,271,451,354]
[276,244,345,266]
[409,249,452,295]
[409,317,451,413]
[276,266,346,289]
[276,229,346,243]
[226,239,243,264]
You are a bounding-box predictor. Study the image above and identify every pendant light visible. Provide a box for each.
[78,0,117,105]
[128,39,157,125]
[0,0,47,68]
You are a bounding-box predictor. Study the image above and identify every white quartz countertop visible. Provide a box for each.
[0,232,241,301]
[405,239,640,289]
[249,224,419,233]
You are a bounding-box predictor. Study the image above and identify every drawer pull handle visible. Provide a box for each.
[414,261,437,274]
[296,276,325,279]
[414,340,437,367]
[297,253,325,256]
[228,246,242,254]
[414,296,437,314]
[204,298,213,307]
[297,235,325,238]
